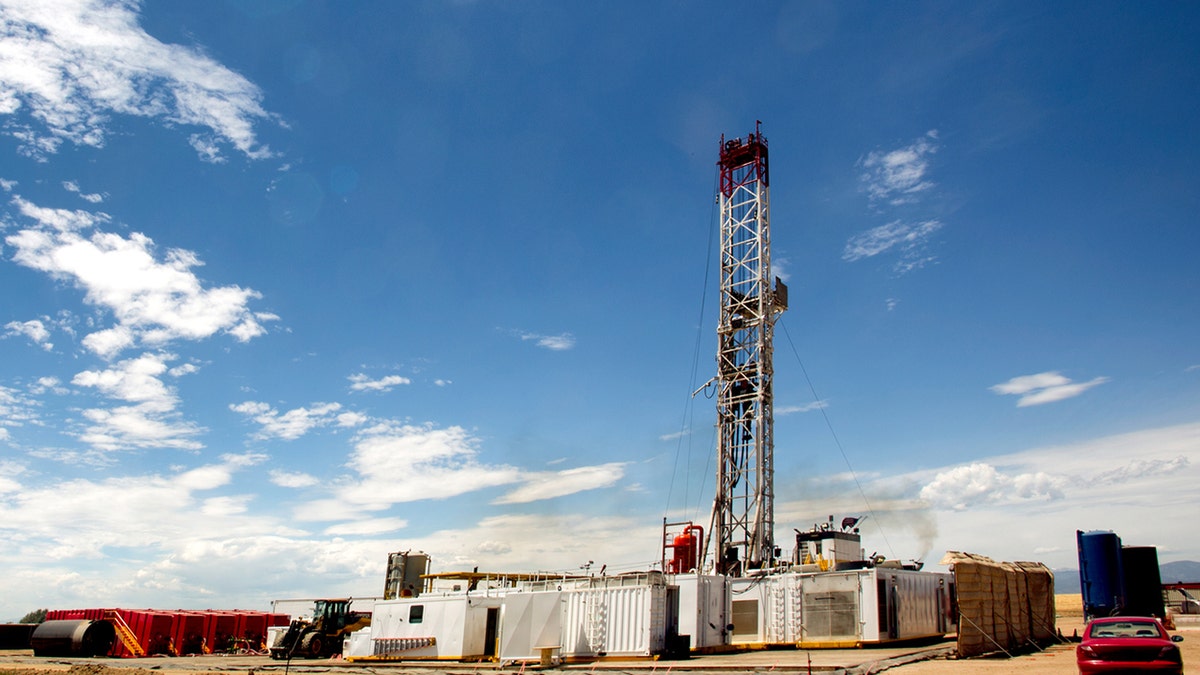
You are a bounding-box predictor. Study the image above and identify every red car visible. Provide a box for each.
[1077,616,1184,674]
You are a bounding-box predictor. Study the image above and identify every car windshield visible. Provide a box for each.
[1090,621,1161,638]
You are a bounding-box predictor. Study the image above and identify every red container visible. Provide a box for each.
[239,612,268,651]
[172,612,207,656]
[144,612,176,656]
[208,612,238,653]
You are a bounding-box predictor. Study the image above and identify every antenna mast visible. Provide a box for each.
[709,122,787,576]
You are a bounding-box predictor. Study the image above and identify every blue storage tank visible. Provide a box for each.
[1077,530,1125,619]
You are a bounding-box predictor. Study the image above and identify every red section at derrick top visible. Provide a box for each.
[718,121,769,195]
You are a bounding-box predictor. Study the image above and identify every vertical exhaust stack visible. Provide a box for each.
[709,122,787,576]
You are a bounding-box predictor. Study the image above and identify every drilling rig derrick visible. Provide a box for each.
[709,122,787,576]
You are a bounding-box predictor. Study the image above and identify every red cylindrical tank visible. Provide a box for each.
[671,528,697,573]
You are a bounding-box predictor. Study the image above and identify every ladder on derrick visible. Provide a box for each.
[104,610,145,657]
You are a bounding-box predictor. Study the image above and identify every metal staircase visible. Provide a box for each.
[105,610,145,657]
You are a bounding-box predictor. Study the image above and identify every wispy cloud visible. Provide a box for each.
[776,400,829,415]
[989,371,1109,407]
[843,219,942,267]
[847,131,945,276]
[859,130,939,205]
[494,463,627,504]
[506,329,576,351]
[0,385,40,438]
[348,373,411,393]
[6,195,275,358]
[293,422,525,520]
[0,0,274,161]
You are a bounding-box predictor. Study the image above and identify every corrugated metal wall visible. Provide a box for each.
[559,585,667,658]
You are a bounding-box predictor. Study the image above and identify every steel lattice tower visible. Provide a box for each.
[710,123,787,575]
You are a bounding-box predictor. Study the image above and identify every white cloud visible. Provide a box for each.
[269,470,319,489]
[990,371,1109,407]
[348,373,411,392]
[230,400,344,441]
[323,517,408,537]
[859,130,938,205]
[494,462,627,505]
[776,400,828,415]
[843,219,942,264]
[336,411,369,427]
[3,318,53,350]
[836,422,1200,568]
[918,462,1065,510]
[6,195,272,358]
[510,329,576,351]
[520,329,571,348]
[0,0,274,161]
[329,422,523,513]
[73,352,176,405]
[30,376,65,395]
[69,352,203,451]
[62,180,103,203]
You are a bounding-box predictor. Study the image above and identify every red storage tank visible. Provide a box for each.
[670,525,702,573]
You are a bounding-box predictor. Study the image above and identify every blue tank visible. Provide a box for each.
[1077,530,1124,619]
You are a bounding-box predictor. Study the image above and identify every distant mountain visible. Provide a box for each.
[1051,560,1200,594]
[1161,560,1200,584]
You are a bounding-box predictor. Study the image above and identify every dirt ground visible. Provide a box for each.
[3,596,1196,674]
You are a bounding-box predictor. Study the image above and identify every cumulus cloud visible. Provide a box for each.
[918,462,1065,510]
[230,401,346,441]
[990,371,1109,407]
[859,130,938,205]
[348,373,411,392]
[71,352,203,451]
[494,462,627,504]
[3,318,53,350]
[6,195,272,358]
[0,0,274,161]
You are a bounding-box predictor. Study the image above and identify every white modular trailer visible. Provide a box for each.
[558,582,672,659]
[497,591,562,662]
[354,594,503,660]
[674,573,729,650]
[727,567,953,647]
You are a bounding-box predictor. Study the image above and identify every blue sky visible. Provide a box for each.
[1,0,1198,620]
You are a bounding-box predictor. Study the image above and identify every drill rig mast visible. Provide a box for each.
[708,123,787,576]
